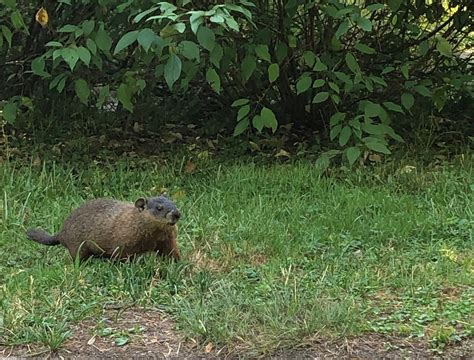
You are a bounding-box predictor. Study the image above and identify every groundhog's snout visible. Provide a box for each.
[166,209,181,225]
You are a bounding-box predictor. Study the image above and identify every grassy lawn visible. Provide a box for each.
[0,157,473,356]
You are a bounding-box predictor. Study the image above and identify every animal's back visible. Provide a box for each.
[57,198,136,256]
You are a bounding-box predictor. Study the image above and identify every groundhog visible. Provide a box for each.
[26,195,181,262]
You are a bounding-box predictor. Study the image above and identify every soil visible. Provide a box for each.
[1,307,472,359]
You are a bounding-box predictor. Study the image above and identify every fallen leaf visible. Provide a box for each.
[248,141,260,151]
[133,122,143,133]
[87,335,96,346]
[401,165,416,174]
[184,161,196,174]
[275,149,290,158]
[369,153,381,162]
[204,342,213,353]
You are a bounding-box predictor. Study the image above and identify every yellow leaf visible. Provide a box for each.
[35,7,49,28]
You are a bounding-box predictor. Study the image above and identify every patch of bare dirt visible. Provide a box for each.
[1,308,472,359]
[267,335,474,359]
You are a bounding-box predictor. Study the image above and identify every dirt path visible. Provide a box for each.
[1,308,472,359]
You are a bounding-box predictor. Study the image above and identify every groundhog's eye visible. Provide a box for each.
[156,205,164,211]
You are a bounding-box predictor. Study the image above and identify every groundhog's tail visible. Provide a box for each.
[26,228,60,246]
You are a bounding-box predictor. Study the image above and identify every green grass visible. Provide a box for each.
[0,158,473,355]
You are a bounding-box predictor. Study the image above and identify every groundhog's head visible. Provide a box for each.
[135,195,181,226]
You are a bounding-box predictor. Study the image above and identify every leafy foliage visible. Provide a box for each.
[0,0,473,164]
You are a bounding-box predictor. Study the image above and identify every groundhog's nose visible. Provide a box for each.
[173,209,181,220]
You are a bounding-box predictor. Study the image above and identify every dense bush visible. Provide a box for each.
[0,0,472,163]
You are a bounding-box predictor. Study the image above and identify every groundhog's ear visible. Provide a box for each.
[134,198,147,211]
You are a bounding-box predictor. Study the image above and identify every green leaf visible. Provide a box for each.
[164,54,182,90]
[241,55,256,82]
[335,20,349,38]
[45,41,62,48]
[388,0,402,11]
[346,146,361,165]
[210,44,223,68]
[96,85,110,109]
[1,26,13,47]
[11,11,26,30]
[95,29,113,52]
[74,78,90,104]
[401,64,409,79]
[303,51,316,68]
[436,36,452,58]
[115,337,129,346]
[134,6,160,23]
[418,41,429,56]
[77,46,91,66]
[225,16,240,32]
[268,63,279,83]
[383,101,404,113]
[237,105,250,121]
[114,30,138,55]
[255,44,271,62]
[361,123,385,135]
[355,43,375,54]
[234,118,249,136]
[381,66,394,75]
[1,102,17,124]
[210,14,225,23]
[414,85,431,97]
[365,140,391,154]
[136,79,146,91]
[137,28,156,52]
[339,126,351,146]
[82,20,95,36]
[178,41,200,62]
[117,83,133,112]
[189,11,204,34]
[364,101,383,118]
[3,0,16,8]
[57,76,67,93]
[330,124,342,141]
[275,42,288,64]
[31,57,49,77]
[173,23,186,33]
[59,24,77,33]
[345,53,360,74]
[260,107,278,133]
[356,16,372,31]
[197,26,215,51]
[330,112,345,126]
[49,74,66,90]
[252,115,264,132]
[312,92,329,104]
[328,82,340,94]
[313,79,325,88]
[296,76,312,95]
[61,48,80,71]
[232,98,249,107]
[315,153,330,171]
[206,68,221,94]
[313,59,328,72]
[86,39,97,55]
[401,92,414,110]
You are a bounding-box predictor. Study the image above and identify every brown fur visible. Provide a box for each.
[27,197,181,262]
